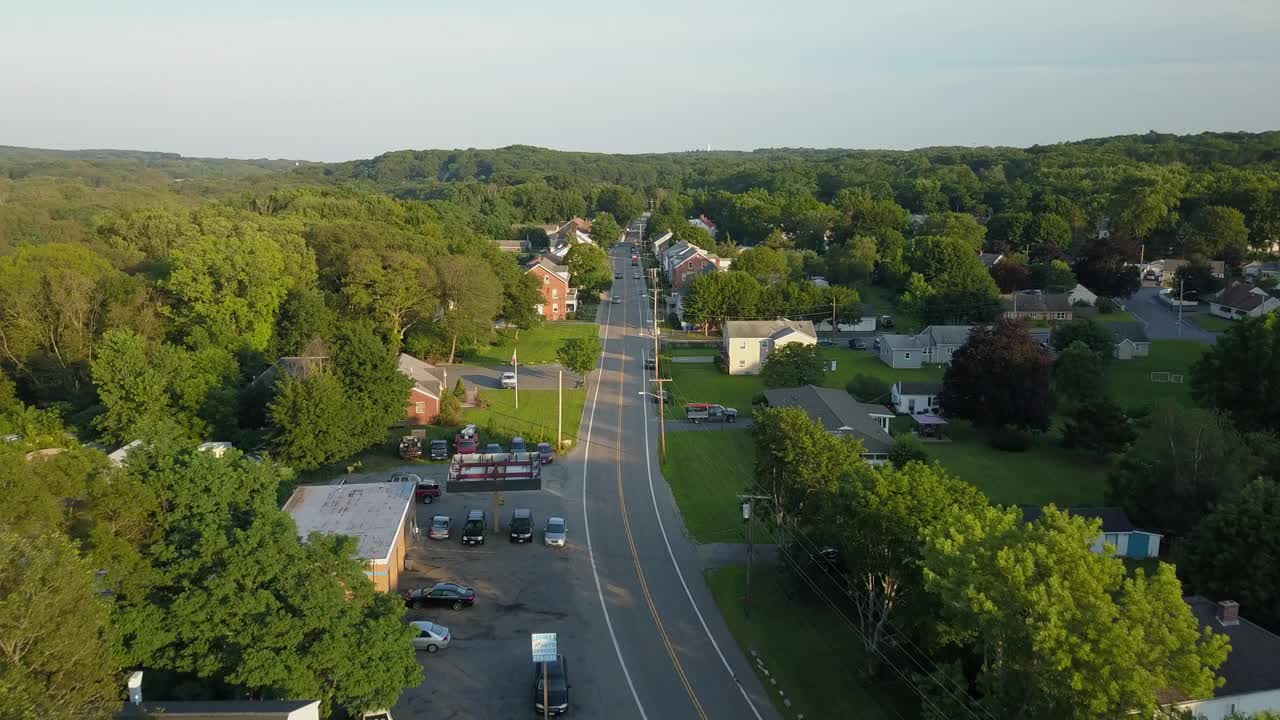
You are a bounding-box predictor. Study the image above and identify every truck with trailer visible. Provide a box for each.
[685,403,738,424]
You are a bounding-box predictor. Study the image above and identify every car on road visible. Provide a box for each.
[614,272,622,279]
[500,372,517,389]
[484,442,503,454]
[533,654,570,715]
[404,582,476,611]
[428,514,451,540]
[428,438,449,460]
[510,437,527,453]
[630,258,638,266]
[633,271,641,279]
[611,295,621,304]
[510,508,533,543]
[848,337,870,350]
[410,620,451,653]
[544,516,567,547]
[462,510,486,545]
[537,442,554,464]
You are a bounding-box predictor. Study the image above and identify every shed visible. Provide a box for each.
[891,381,944,415]
[1108,322,1152,360]
[283,482,417,592]
[1019,506,1161,558]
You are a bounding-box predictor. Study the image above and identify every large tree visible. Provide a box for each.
[1050,317,1116,356]
[826,236,878,285]
[564,243,612,295]
[922,212,987,252]
[1191,314,1280,434]
[904,235,999,296]
[1182,479,1280,630]
[1060,397,1136,457]
[940,319,1054,431]
[1073,237,1140,298]
[556,336,602,385]
[760,343,826,388]
[269,370,354,470]
[752,406,866,524]
[923,504,1228,720]
[341,249,439,349]
[1174,257,1226,298]
[331,322,413,449]
[1184,206,1249,267]
[433,254,503,363]
[593,184,644,226]
[1053,340,1108,407]
[589,212,623,249]
[731,246,790,284]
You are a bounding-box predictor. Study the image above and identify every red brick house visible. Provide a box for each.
[524,256,577,321]
[397,353,444,425]
[671,247,719,290]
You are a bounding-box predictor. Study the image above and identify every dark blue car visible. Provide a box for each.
[537,442,554,464]
[510,437,527,453]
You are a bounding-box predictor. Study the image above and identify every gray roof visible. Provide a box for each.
[1260,261,1280,272]
[251,356,327,388]
[762,385,894,453]
[895,381,943,396]
[1185,596,1280,698]
[880,333,926,351]
[1019,506,1138,533]
[1108,322,1150,345]
[723,319,816,341]
[979,253,1003,268]
[398,353,443,397]
[1002,292,1073,313]
[924,325,973,346]
[119,700,320,719]
[283,482,414,562]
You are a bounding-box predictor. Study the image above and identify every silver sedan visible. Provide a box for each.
[544,516,567,547]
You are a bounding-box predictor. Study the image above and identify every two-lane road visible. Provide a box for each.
[571,239,778,720]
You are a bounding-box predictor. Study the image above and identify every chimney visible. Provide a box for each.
[127,670,144,705]
[1217,600,1240,626]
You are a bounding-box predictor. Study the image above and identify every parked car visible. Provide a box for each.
[879,315,895,329]
[462,510,486,545]
[685,403,737,424]
[391,473,440,504]
[500,372,517,389]
[848,337,870,350]
[410,620,451,653]
[428,514,451,540]
[630,258,638,266]
[510,508,533,543]
[817,337,835,346]
[398,435,421,459]
[484,442,503,454]
[456,437,478,454]
[544,516,567,547]
[533,654,570,715]
[404,582,476,611]
[643,352,656,370]
[510,437,527,453]
[428,439,449,460]
[537,442,554,464]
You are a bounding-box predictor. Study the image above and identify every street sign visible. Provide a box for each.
[531,633,558,662]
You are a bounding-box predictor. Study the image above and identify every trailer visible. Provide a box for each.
[446,451,542,493]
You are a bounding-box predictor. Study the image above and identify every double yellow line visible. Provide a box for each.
[609,269,709,720]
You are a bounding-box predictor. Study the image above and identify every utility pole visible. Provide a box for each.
[1178,278,1185,337]
[650,276,668,461]
[557,369,562,450]
[737,494,768,618]
[831,292,837,339]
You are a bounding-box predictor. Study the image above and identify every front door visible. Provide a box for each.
[907,398,916,413]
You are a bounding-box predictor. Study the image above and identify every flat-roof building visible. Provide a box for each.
[283,482,416,593]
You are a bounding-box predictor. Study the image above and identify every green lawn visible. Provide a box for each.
[1105,340,1208,409]
[707,564,913,720]
[1092,310,1139,324]
[463,323,598,366]
[926,421,1109,507]
[661,431,756,542]
[464,387,588,448]
[1190,313,1235,332]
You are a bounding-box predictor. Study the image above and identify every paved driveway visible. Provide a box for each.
[1123,288,1217,343]
[438,363,578,391]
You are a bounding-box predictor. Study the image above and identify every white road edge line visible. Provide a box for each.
[635,281,767,720]
[582,294,649,720]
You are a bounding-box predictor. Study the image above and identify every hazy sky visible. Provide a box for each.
[3,0,1278,161]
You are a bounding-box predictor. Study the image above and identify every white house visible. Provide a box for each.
[688,214,718,237]
[651,230,673,256]
[1066,283,1098,307]
[891,381,943,415]
[722,319,817,375]
[1243,260,1280,281]
[107,440,143,467]
[1210,282,1280,321]
[1108,322,1152,360]
[878,326,972,369]
[1020,506,1161,559]
[1173,598,1280,720]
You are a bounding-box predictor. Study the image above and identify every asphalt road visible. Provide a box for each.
[1124,287,1218,343]
[566,246,778,720]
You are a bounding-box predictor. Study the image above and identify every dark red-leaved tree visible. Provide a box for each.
[940,319,1055,431]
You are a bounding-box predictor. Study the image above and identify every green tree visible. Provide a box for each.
[887,435,929,468]
[1174,257,1226,299]
[271,286,335,359]
[760,343,825,388]
[90,330,173,444]
[940,319,1054,431]
[437,390,464,426]
[556,336,603,384]
[589,212,623,249]
[730,245,789,284]
[898,272,936,320]
[1050,317,1116,355]
[1030,213,1072,254]
[1191,314,1280,434]
[332,322,413,449]
[1030,259,1077,292]
[1184,206,1249,266]
[904,235,999,296]
[985,211,1032,253]
[834,188,908,240]
[268,370,354,470]
[761,228,793,250]
[593,184,644,226]
[923,504,1228,720]
[826,236,878,285]
[1073,237,1141,298]
[1060,397,1135,456]
[488,252,544,333]
[752,406,865,524]
[922,212,987,252]
[564,243,612,295]
[1053,340,1108,407]
[0,528,122,720]
[342,249,439,349]
[1182,479,1280,630]
[433,254,503,363]
[990,257,1032,293]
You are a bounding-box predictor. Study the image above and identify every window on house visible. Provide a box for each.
[1055,312,1067,320]
[552,289,559,299]
[738,342,746,350]
[904,352,911,359]
[552,304,559,313]
[543,275,549,284]
[415,402,425,415]
[738,360,745,367]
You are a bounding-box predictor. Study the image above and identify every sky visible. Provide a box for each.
[3,0,1279,162]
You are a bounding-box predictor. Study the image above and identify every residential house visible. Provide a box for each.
[495,239,529,254]
[688,214,718,237]
[890,381,943,415]
[524,256,577,321]
[908,213,929,227]
[544,217,595,261]
[761,385,895,464]
[1210,282,1280,321]
[107,439,143,467]
[651,230,673,256]
[196,441,234,457]
[251,356,327,389]
[1019,506,1162,559]
[722,319,817,375]
[398,352,445,425]
[1172,598,1280,720]
[1066,283,1098,307]
[1001,291,1074,322]
[878,325,972,369]
[283,481,416,593]
[670,245,723,289]
[1243,260,1280,281]
[1144,258,1226,286]
[1108,322,1152,360]
[979,252,1004,269]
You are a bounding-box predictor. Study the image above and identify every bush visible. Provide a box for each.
[452,379,466,399]
[438,392,464,426]
[988,427,1032,452]
[889,434,929,468]
[846,374,890,403]
[1096,298,1115,314]
[761,344,826,388]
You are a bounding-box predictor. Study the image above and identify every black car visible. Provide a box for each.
[533,654,570,715]
[510,508,533,543]
[403,582,476,611]
[462,510,486,545]
[428,439,449,460]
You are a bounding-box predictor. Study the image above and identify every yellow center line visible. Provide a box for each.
[611,269,709,720]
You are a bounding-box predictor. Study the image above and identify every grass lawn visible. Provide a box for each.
[1190,313,1235,332]
[464,387,588,448]
[926,421,1109,507]
[707,564,914,720]
[1092,310,1139,324]
[1105,340,1208,409]
[463,323,598,366]
[661,431,756,542]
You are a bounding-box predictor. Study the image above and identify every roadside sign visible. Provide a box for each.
[531,632,558,662]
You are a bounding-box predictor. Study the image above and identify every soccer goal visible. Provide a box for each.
[1150,372,1171,383]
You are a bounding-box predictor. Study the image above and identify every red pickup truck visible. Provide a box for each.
[392,473,441,504]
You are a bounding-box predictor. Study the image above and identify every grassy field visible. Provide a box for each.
[464,322,598,366]
[1105,340,1208,409]
[464,387,588,447]
[926,421,1109,507]
[661,430,757,542]
[707,564,914,720]
[1190,313,1236,332]
[1092,310,1139,324]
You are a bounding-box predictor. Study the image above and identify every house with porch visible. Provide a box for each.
[1210,282,1280,321]
[722,319,817,375]
[1019,506,1161,558]
[890,381,943,415]
[761,385,894,464]
[524,256,578,321]
[878,325,972,369]
[398,352,445,425]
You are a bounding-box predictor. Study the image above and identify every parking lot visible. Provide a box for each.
[384,460,606,718]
